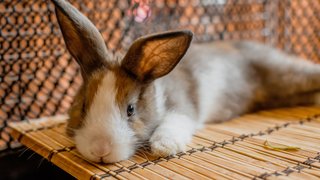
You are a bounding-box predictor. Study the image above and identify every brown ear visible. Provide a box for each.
[52,0,109,82]
[121,30,193,82]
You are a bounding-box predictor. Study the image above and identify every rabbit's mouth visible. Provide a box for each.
[75,133,138,163]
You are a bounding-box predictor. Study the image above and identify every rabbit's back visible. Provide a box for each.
[160,41,261,123]
[160,40,320,123]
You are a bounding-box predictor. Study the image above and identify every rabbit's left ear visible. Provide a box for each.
[121,31,193,82]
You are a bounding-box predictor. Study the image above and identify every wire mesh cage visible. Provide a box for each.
[0,0,320,152]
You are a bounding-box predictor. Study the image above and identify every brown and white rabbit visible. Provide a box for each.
[52,0,320,163]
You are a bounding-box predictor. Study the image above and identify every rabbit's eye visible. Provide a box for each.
[127,105,134,118]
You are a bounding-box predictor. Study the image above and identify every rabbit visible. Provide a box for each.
[52,0,320,163]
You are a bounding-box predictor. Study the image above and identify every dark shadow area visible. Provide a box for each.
[0,147,75,180]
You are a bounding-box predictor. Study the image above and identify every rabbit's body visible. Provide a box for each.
[158,41,255,125]
[51,0,320,163]
[161,41,320,125]
[150,40,320,156]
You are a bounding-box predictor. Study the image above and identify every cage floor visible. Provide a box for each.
[8,106,320,180]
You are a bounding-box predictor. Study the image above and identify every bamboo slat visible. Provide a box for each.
[8,106,320,180]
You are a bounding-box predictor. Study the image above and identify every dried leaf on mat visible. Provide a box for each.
[265,140,300,150]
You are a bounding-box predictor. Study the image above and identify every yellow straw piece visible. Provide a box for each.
[265,140,300,150]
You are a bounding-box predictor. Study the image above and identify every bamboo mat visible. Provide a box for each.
[8,106,320,180]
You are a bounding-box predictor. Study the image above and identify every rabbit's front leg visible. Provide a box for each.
[150,113,199,157]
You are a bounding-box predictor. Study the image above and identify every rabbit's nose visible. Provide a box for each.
[91,140,111,157]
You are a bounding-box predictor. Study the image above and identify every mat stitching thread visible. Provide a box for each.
[314,152,320,161]
[114,167,126,175]
[281,167,295,176]
[293,163,306,172]
[100,174,112,178]
[46,148,70,162]
[96,170,113,180]
[47,149,59,162]
[127,163,140,172]
[303,158,317,166]
[140,160,152,168]
[89,174,101,180]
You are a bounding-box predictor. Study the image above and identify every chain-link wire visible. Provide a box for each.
[0,0,319,151]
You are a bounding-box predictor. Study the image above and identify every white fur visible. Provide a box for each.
[150,113,198,156]
[74,72,137,163]
[187,45,254,123]
[197,57,231,123]
[154,80,166,120]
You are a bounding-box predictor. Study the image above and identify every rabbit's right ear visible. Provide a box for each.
[51,0,109,81]
[121,31,193,82]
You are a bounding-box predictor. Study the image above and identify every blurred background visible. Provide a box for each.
[0,0,320,179]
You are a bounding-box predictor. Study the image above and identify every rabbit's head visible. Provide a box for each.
[52,0,193,163]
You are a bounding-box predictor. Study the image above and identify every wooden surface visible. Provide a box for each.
[8,106,320,180]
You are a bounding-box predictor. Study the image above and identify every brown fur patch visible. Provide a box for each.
[66,69,106,136]
[84,71,106,112]
[112,67,140,106]
[131,119,145,134]
[111,65,159,141]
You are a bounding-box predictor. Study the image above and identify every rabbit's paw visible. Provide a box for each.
[150,131,186,157]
